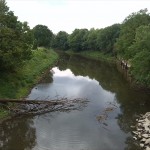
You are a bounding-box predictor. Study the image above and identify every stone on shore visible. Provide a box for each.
[132,112,150,150]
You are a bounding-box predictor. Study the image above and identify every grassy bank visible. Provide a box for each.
[0,48,58,99]
[66,50,115,62]
[0,48,58,119]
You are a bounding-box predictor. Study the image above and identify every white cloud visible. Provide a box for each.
[6,0,150,33]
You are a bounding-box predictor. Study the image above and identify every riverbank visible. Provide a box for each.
[66,50,150,91]
[66,50,115,62]
[0,48,58,119]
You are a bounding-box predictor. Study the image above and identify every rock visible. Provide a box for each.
[137,128,143,131]
[147,116,150,121]
[132,112,150,149]
[142,134,149,139]
[145,112,150,116]
[145,138,150,145]
[138,119,145,123]
[140,114,144,117]
[132,131,138,135]
[141,138,146,142]
[137,123,142,127]
[140,143,144,147]
[138,135,142,139]
[146,146,150,150]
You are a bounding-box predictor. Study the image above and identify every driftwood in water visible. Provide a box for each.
[0,98,88,116]
[0,99,66,104]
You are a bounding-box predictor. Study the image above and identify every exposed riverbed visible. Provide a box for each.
[0,54,150,150]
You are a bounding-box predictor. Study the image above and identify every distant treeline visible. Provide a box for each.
[0,0,150,87]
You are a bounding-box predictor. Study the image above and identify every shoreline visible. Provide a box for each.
[0,48,59,121]
[67,50,150,92]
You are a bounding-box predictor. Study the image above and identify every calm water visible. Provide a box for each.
[0,54,150,150]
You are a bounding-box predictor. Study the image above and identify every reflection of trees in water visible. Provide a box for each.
[58,54,150,150]
[0,117,36,150]
[57,52,71,71]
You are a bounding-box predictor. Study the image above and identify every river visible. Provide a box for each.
[0,53,150,150]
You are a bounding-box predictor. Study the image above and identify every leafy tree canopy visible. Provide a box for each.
[96,24,120,54]
[68,28,88,51]
[33,24,53,48]
[51,31,69,50]
[0,0,33,71]
[85,28,99,51]
[115,8,150,59]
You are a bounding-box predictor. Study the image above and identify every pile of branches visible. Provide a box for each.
[0,98,88,116]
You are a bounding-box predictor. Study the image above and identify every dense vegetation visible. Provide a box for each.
[0,0,33,71]
[0,0,55,72]
[52,9,150,88]
[0,48,58,99]
[0,0,58,101]
[0,0,150,101]
[32,25,53,49]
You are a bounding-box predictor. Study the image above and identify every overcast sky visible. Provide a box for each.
[6,0,150,34]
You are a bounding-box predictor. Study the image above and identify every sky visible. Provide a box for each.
[6,0,150,34]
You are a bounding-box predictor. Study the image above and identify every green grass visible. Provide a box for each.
[0,48,58,99]
[79,51,115,62]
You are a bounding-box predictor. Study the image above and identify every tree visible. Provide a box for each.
[32,25,53,48]
[126,25,150,58]
[51,31,69,50]
[96,24,120,54]
[115,9,150,59]
[129,25,150,86]
[0,0,8,14]
[131,50,150,87]
[0,0,32,71]
[68,29,88,51]
[21,21,34,50]
[86,28,98,51]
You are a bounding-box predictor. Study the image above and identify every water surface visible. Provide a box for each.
[0,54,150,150]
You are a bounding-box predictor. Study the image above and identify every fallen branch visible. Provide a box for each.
[0,98,88,116]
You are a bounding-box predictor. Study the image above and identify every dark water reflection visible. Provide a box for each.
[0,54,150,150]
[0,117,36,150]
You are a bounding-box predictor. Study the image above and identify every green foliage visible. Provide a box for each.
[86,28,99,51]
[68,28,88,51]
[52,31,69,50]
[115,8,150,59]
[131,50,150,87]
[33,24,53,48]
[62,9,150,88]
[128,25,150,86]
[0,0,33,71]
[112,9,150,87]
[62,25,120,55]
[0,0,9,15]
[0,0,150,93]
[0,48,58,98]
[126,25,150,58]
[96,24,120,54]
